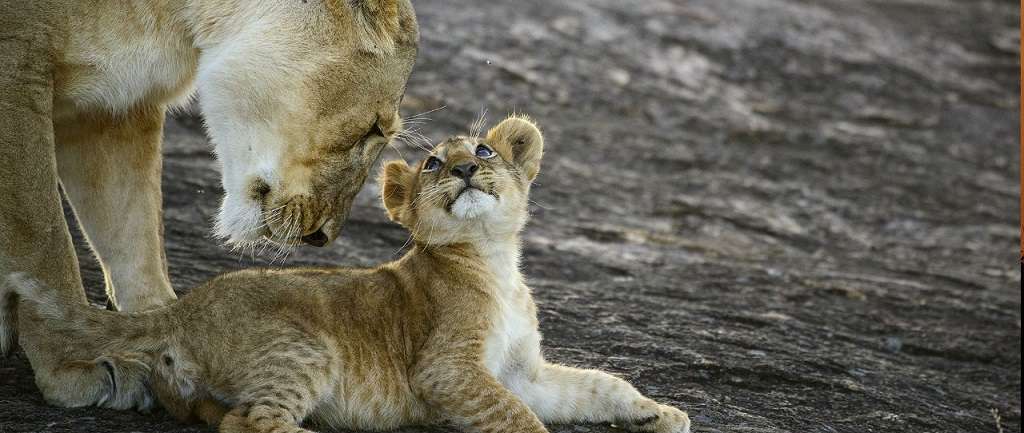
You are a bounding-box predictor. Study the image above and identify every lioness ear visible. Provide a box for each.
[379,160,413,223]
[486,115,544,181]
[345,0,404,53]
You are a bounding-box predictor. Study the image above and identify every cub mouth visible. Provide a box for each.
[446,186,499,219]
[454,185,482,199]
[450,185,497,204]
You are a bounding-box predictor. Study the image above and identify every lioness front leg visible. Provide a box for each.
[54,106,177,312]
[0,37,118,407]
[511,364,690,433]
[0,35,88,357]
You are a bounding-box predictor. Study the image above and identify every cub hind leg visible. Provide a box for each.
[216,337,335,433]
[217,371,331,433]
[219,402,317,433]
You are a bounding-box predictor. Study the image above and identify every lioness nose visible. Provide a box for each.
[450,162,478,180]
[250,178,271,201]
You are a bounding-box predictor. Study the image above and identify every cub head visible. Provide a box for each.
[380,115,544,245]
[198,0,419,248]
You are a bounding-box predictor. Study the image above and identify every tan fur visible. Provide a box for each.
[0,0,418,409]
[7,116,690,433]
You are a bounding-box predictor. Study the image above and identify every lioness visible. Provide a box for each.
[0,0,418,407]
[6,116,692,433]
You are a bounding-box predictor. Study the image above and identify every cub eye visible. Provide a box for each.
[475,144,495,159]
[422,156,442,172]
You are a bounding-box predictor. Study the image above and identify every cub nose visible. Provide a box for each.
[450,162,478,180]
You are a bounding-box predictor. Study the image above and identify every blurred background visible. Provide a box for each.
[2,0,1020,432]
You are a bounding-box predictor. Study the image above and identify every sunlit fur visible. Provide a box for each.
[1,0,417,409]
[5,116,691,433]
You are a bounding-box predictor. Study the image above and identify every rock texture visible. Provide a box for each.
[2,0,1020,432]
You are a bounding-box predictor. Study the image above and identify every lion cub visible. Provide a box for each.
[9,116,691,433]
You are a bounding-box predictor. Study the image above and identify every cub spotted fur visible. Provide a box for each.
[8,116,691,433]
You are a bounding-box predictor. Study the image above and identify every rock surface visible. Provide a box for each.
[1,0,1020,432]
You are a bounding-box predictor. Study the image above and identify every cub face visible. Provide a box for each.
[380,116,544,245]
[205,0,419,248]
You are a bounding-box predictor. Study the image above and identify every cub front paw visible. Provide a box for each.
[626,402,691,433]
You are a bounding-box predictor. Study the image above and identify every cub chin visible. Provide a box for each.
[8,115,691,433]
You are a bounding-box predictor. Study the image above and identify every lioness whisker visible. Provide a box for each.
[403,104,447,121]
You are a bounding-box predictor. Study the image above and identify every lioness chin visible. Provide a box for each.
[1,0,417,408]
[7,116,691,433]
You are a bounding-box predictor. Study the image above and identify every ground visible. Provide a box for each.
[1,0,1020,432]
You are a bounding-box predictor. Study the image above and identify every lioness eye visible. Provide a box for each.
[368,122,384,138]
[361,121,385,144]
[423,156,442,172]
[475,144,495,159]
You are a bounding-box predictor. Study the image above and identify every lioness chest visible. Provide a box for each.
[54,12,198,116]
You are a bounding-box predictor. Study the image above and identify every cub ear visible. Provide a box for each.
[379,160,413,223]
[485,115,544,181]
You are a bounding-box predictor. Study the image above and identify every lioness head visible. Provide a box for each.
[380,116,544,245]
[198,0,418,248]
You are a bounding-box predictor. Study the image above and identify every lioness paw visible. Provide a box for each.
[93,353,155,411]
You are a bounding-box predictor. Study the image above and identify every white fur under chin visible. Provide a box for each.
[450,189,498,220]
[213,194,264,245]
